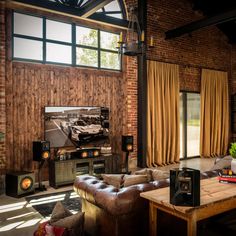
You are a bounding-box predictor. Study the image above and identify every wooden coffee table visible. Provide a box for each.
[140,177,236,236]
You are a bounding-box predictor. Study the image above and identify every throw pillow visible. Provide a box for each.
[101,174,124,188]
[134,168,153,181]
[33,221,66,236]
[123,174,148,187]
[50,201,72,224]
[152,169,170,181]
[51,212,85,236]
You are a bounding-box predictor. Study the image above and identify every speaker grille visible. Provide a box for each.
[20,176,33,191]
[42,151,50,159]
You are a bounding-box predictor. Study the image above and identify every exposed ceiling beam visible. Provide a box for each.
[11,0,128,28]
[165,8,236,39]
[79,0,113,18]
[89,13,128,28]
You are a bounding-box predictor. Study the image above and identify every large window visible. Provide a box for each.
[13,12,121,70]
[180,92,200,159]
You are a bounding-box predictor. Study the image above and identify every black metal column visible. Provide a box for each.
[137,0,147,167]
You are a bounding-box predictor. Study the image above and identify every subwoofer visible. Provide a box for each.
[5,171,35,197]
[122,135,133,152]
[170,168,200,206]
[33,141,50,162]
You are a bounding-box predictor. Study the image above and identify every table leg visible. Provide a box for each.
[187,217,197,236]
[149,202,157,236]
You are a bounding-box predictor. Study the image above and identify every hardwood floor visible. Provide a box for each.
[129,157,216,173]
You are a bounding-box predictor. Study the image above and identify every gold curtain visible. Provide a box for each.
[147,60,180,167]
[200,69,229,157]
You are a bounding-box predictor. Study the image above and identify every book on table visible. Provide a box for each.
[218,176,236,183]
[218,169,236,183]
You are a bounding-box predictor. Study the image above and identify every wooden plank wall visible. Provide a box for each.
[6,61,127,177]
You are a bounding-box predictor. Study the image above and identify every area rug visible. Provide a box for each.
[26,190,81,218]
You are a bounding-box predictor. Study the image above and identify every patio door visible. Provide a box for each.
[180,92,200,159]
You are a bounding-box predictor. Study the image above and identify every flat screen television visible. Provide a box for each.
[44,106,110,149]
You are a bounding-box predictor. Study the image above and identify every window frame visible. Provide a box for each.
[12,11,122,71]
[180,91,201,160]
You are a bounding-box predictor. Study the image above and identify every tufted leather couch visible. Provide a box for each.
[73,169,220,236]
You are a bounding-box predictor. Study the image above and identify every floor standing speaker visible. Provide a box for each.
[122,135,133,152]
[5,171,35,197]
[33,141,50,162]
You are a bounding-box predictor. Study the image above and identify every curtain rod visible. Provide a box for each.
[146,58,228,72]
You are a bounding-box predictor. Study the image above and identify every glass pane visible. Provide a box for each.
[100,31,119,50]
[14,12,42,38]
[14,37,43,60]
[187,93,200,157]
[104,1,120,11]
[179,93,184,159]
[106,13,122,19]
[76,47,98,67]
[101,51,120,70]
[76,26,98,47]
[81,0,89,6]
[46,43,72,64]
[46,19,72,43]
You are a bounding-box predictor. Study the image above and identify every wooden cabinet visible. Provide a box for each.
[49,154,120,188]
[54,161,75,185]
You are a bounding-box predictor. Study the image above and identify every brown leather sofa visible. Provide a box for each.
[73,169,220,236]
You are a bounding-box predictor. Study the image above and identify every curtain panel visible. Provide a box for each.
[147,60,180,167]
[200,69,229,157]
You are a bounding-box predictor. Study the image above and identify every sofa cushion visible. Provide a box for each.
[123,174,148,187]
[134,168,153,181]
[152,169,169,181]
[101,174,124,188]
[50,201,72,223]
[211,155,232,170]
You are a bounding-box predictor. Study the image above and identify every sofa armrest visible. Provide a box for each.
[74,175,155,216]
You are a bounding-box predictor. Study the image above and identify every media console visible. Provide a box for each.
[49,154,120,188]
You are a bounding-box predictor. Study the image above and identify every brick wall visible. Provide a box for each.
[123,0,138,162]
[146,0,232,92]
[0,2,6,172]
[0,2,6,193]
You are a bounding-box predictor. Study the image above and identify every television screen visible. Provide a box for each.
[44,106,110,148]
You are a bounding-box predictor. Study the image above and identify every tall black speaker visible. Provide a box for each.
[5,171,35,197]
[170,168,200,206]
[122,135,133,152]
[33,141,50,162]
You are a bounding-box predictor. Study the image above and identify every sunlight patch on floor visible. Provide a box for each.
[0,201,27,213]
[7,212,37,220]
[16,219,41,229]
[0,221,25,232]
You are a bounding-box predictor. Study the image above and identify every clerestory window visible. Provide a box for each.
[13,12,121,71]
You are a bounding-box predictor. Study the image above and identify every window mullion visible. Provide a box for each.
[43,17,46,63]
[183,92,187,159]
[98,30,101,69]
[72,23,76,66]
